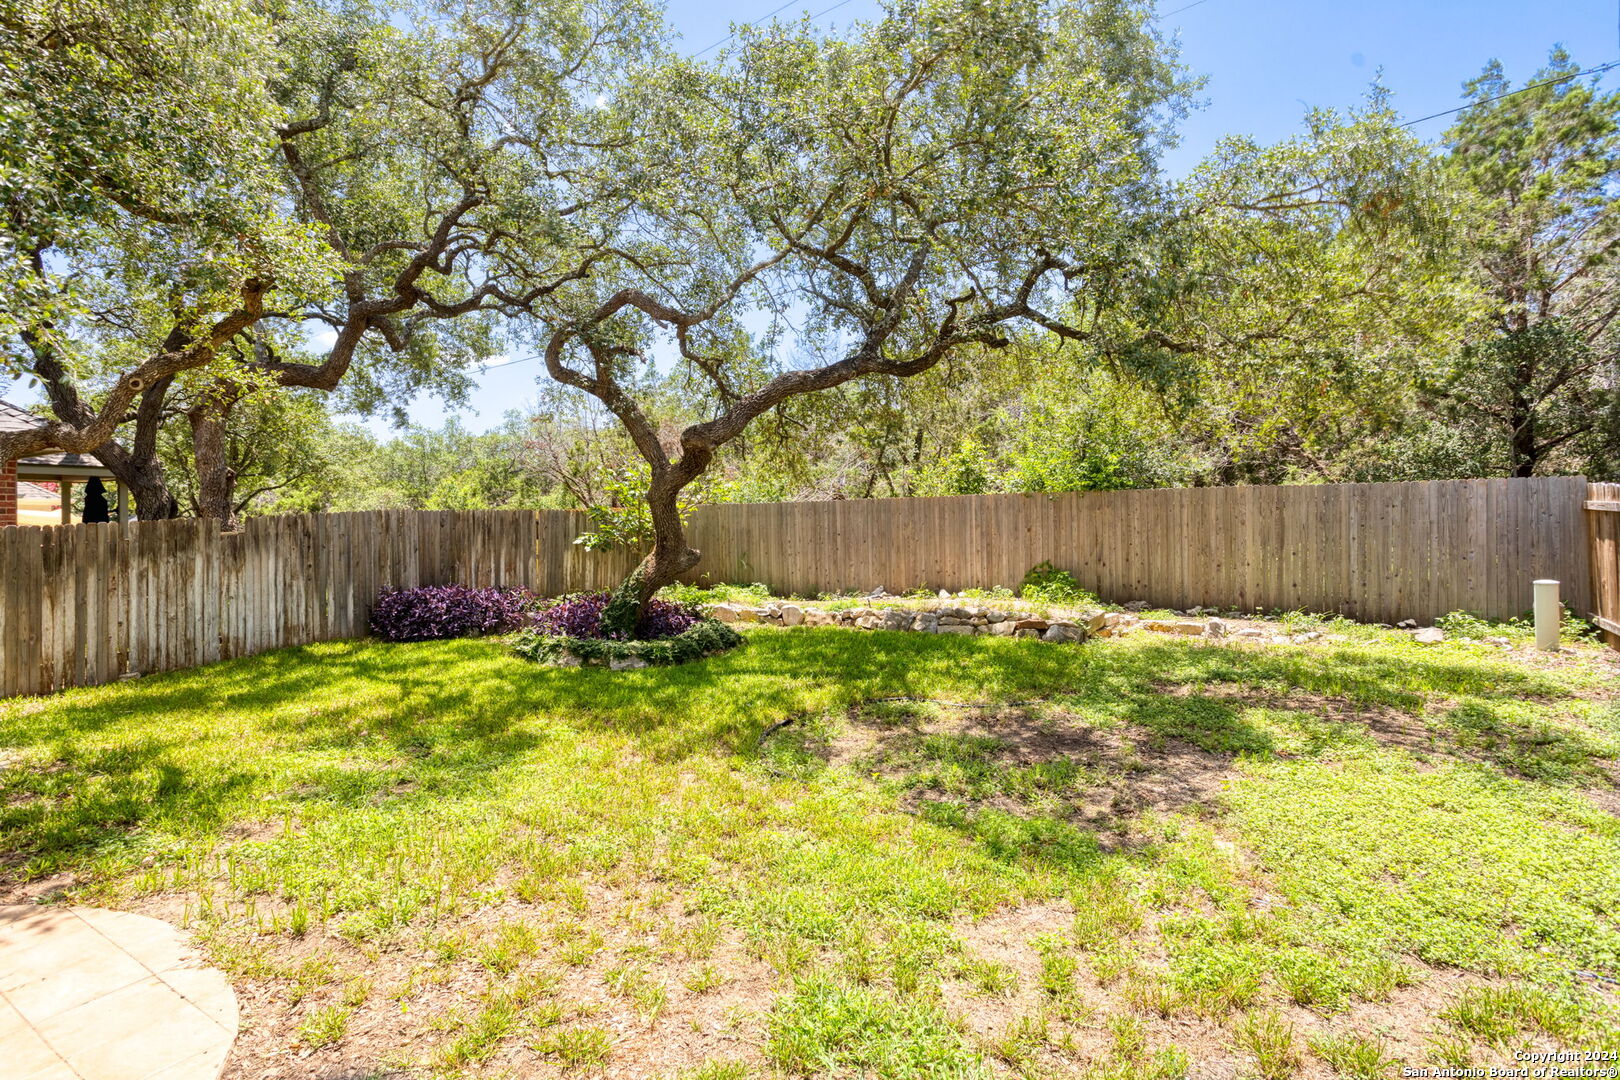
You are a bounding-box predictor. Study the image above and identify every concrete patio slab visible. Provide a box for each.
[0,905,236,1080]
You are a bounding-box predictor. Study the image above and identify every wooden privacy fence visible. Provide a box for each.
[0,476,1598,697]
[0,510,640,697]
[687,477,1592,625]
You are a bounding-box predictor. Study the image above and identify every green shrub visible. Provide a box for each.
[510,619,743,667]
[1019,561,1098,606]
[661,581,771,606]
[1436,609,1522,640]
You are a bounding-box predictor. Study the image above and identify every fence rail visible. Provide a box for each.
[0,476,1598,697]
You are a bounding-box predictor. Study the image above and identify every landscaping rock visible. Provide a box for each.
[1397,619,1417,629]
[881,609,912,632]
[1412,627,1445,643]
[552,651,584,666]
[609,655,649,670]
[1142,619,1205,636]
[699,596,1398,657]
[1122,600,1150,612]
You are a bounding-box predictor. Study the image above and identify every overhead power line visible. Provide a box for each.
[1400,59,1620,128]
[1157,0,1211,18]
[693,0,857,58]
[481,353,539,370]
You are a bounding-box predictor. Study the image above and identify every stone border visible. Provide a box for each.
[708,599,1483,647]
[709,600,1241,644]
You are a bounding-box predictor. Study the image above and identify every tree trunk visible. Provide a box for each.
[109,448,181,520]
[599,473,703,637]
[189,399,239,528]
[31,343,180,519]
[1510,395,1537,478]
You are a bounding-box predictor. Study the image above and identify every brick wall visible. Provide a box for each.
[0,459,15,527]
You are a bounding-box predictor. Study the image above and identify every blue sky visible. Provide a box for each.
[13,0,1617,433]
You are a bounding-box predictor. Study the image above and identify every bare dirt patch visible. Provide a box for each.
[825,702,1237,846]
[200,882,777,1080]
[1156,681,1456,759]
[946,899,1564,1079]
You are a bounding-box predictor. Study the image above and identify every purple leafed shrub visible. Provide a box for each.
[529,590,703,641]
[370,585,531,642]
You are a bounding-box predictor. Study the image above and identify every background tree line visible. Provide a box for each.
[3,0,1616,535]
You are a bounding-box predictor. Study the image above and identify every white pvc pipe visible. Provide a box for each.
[1534,579,1561,652]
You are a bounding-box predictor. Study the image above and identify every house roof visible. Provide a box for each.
[0,398,44,434]
[0,398,110,473]
[17,480,56,499]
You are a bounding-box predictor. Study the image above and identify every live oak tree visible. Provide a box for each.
[1436,51,1620,477]
[1,0,319,517]
[492,0,1195,630]
[502,0,1475,630]
[1154,98,1474,483]
[1,0,653,523]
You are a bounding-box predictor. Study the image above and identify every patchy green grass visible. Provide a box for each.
[1,625,1616,1076]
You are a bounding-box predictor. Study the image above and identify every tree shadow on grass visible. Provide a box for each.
[0,628,1605,888]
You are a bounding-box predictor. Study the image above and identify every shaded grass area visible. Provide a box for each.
[1,628,1617,1077]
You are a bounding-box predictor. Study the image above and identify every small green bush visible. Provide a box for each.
[510,618,743,667]
[1019,561,1099,606]
[1436,609,1523,640]
[661,581,772,606]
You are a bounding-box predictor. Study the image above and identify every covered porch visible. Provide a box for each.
[16,452,131,525]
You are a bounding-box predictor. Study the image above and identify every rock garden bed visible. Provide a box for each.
[709,597,1285,646]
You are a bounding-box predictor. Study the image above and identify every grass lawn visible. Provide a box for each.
[1,624,1617,1078]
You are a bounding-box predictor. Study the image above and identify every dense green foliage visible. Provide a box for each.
[509,618,742,667]
[5,0,1616,521]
